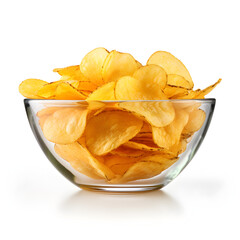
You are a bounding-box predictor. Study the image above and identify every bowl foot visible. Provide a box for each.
[78,184,164,193]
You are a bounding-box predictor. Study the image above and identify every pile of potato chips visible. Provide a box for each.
[19,48,221,183]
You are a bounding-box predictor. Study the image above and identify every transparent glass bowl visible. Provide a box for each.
[24,99,215,192]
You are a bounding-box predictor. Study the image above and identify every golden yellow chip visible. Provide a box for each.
[180,79,221,99]
[169,139,188,156]
[147,51,193,88]
[163,85,189,99]
[87,81,116,101]
[36,107,61,117]
[133,64,167,90]
[167,74,192,89]
[115,67,167,100]
[80,47,109,86]
[41,108,88,144]
[85,110,143,155]
[110,146,145,157]
[55,142,115,180]
[53,65,80,76]
[119,101,175,127]
[102,50,139,83]
[182,109,206,135]
[123,141,165,152]
[152,108,189,149]
[77,81,98,92]
[19,79,48,99]
[104,154,140,168]
[194,79,221,99]
[110,162,166,183]
[55,82,87,100]
[110,163,136,176]
[55,143,103,179]
[37,80,80,99]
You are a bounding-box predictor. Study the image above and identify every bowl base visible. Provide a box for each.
[78,184,164,193]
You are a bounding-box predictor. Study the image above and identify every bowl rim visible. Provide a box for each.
[24,98,216,104]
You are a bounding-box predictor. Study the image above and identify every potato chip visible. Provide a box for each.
[37,80,80,99]
[53,65,80,76]
[87,81,116,101]
[194,79,221,99]
[169,139,188,156]
[85,110,143,155]
[147,51,193,88]
[42,108,88,144]
[102,50,139,83]
[19,79,48,99]
[55,142,115,180]
[133,64,167,90]
[55,143,102,179]
[115,66,167,100]
[182,109,206,135]
[123,141,166,152]
[110,162,166,183]
[110,146,145,157]
[37,107,64,129]
[77,81,98,92]
[104,154,138,175]
[167,74,192,89]
[119,101,175,127]
[36,107,61,117]
[55,82,87,100]
[180,79,221,99]
[104,155,140,168]
[110,163,136,176]
[152,108,189,149]
[80,47,109,86]
[164,85,189,99]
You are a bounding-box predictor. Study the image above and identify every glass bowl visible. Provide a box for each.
[24,99,215,192]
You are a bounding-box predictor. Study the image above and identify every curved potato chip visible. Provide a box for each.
[37,107,63,129]
[169,139,188,156]
[55,143,103,179]
[110,163,136,176]
[183,109,206,134]
[119,101,175,127]
[37,80,80,99]
[55,82,87,100]
[104,155,140,168]
[194,79,222,99]
[77,81,98,92]
[167,74,192,89]
[42,108,88,144]
[53,65,80,76]
[164,85,189,99]
[147,51,193,88]
[85,110,143,155]
[55,142,115,180]
[37,107,61,118]
[87,82,116,101]
[180,89,201,99]
[123,141,164,152]
[19,79,48,99]
[80,47,109,86]
[102,50,139,83]
[152,108,189,149]
[140,121,152,132]
[133,65,167,90]
[110,146,145,157]
[115,70,167,100]
[110,162,166,183]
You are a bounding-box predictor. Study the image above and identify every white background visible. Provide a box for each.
[0,0,239,239]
